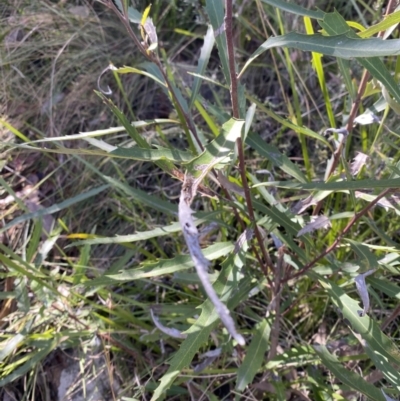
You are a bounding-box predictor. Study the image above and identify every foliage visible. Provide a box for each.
[1,0,400,400]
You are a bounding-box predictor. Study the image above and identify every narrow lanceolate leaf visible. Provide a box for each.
[83,138,193,162]
[236,318,272,391]
[239,32,400,78]
[313,345,386,401]
[99,175,178,216]
[359,10,400,38]
[110,146,193,162]
[364,345,400,390]
[319,11,400,105]
[87,242,234,285]
[253,177,400,191]
[113,66,167,87]
[368,277,400,300]
[98,93,178,176]
[0,185,109,234]
[205,0,230,85]
[112,0,142,23]
[184,118,244,177]
[313,272,400,367]
[304,16,335,127]
[244,103,257,141]
[247,132,307,183]
[68,211,222,247]
[190,25,215,108]
[346,240,380,270]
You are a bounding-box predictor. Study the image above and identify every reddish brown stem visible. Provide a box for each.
[286,188,393,282]
[313,0,396,216]
[225,0,274,275]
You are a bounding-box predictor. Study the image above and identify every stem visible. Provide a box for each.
[313,0,396,216]
[224,0,239,119]
[286,188,394,282]
[225,0,274,275]
[105,1,204,150]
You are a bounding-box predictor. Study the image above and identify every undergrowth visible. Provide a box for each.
[1,0,400,400]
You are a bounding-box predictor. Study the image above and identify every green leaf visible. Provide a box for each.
[190,25,215,108]
[314,273,400,367]
[99,175,177,216]
[68,211,222,247]
[345,239,380,270]
[304,16,336,127]
[26,219,43,262]
[236,318,271,391]
[246,95,331,146]
[313,345,386,401]
[205,0,230,86]
[244,103,257,142]
[368,277,400,300]
[253,177,400,191]
[184,118,244,177]
[0,185,109,234]
[253,199,307,262]
[106,67,195,164]
[112,0,142,23]
[260,0,325,20]
[87,242,234,285]
[0,336,60,386]
[364,346,400,390]
[21,119,178,144]
[246,132,307,183]
[359,10,400,38]
[319,11,400,105]
[114,66,166,88]
[110,146,193,162]
[265,345,318,369]
[239,32,400,78]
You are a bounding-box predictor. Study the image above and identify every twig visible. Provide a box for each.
[104,1,204,151]
[286,187,394,282]
[224,0,239,119]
